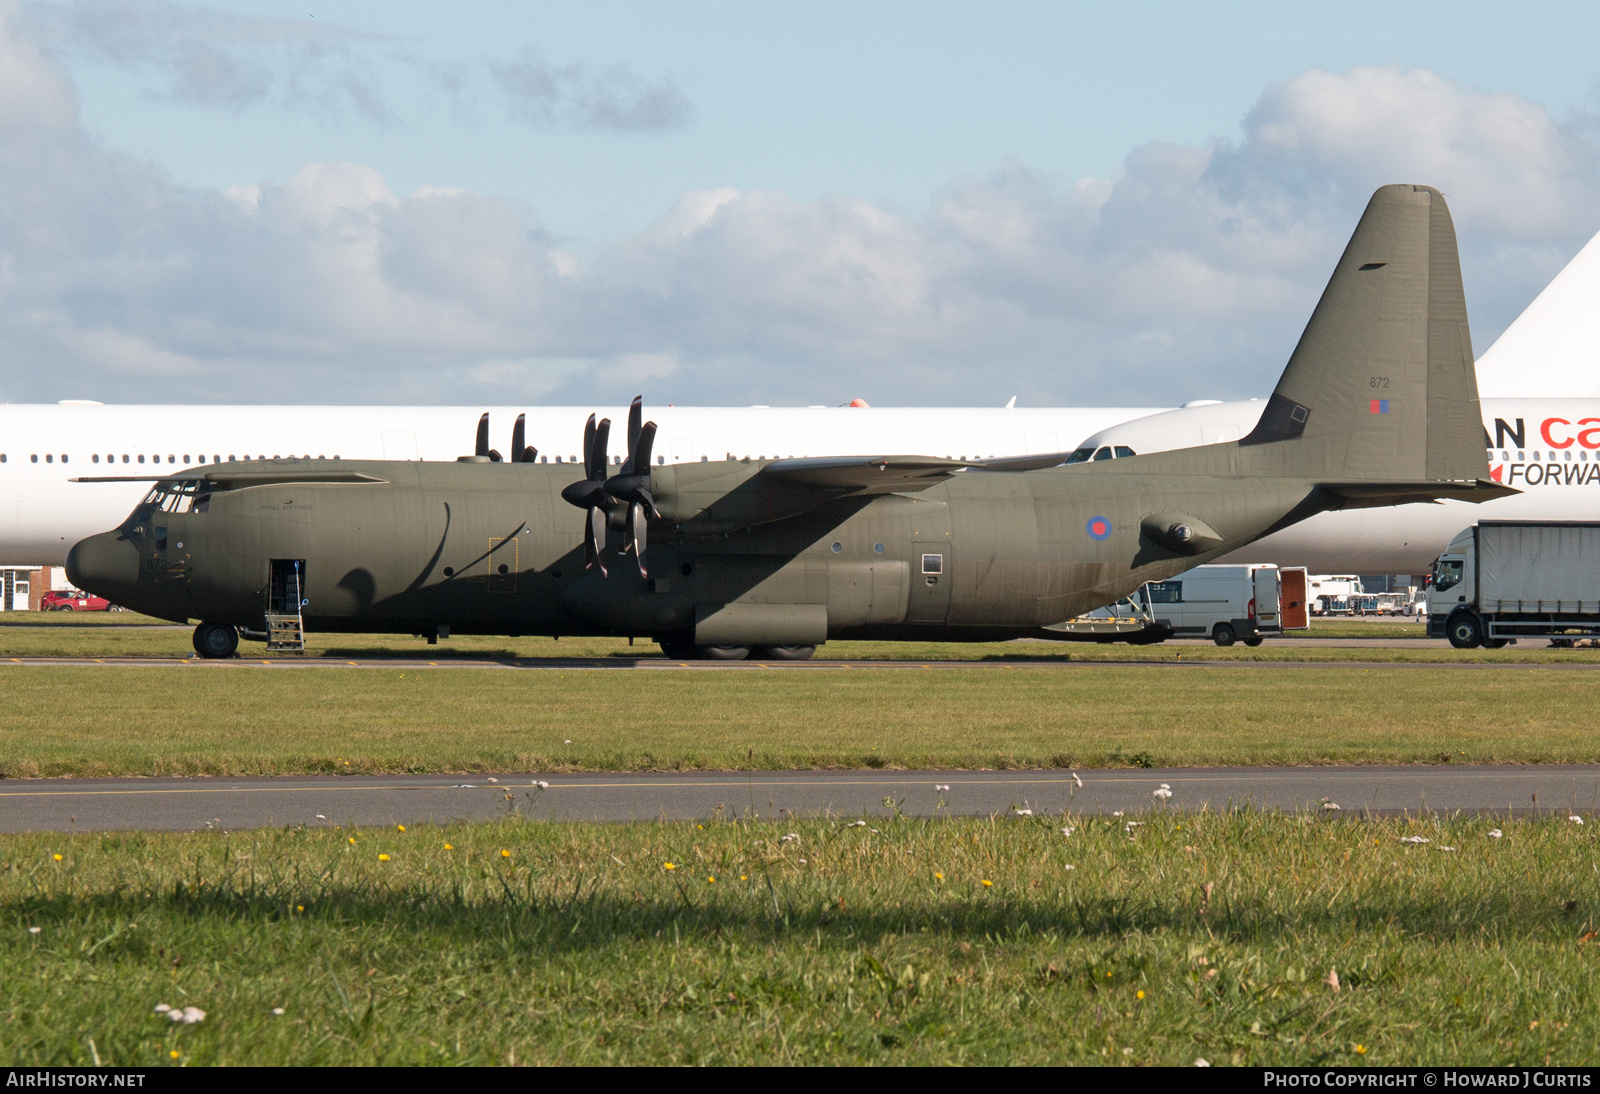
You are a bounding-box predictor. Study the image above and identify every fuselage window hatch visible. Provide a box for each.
[921,553,944,576]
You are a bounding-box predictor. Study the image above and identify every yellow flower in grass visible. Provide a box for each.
[52,854,62,862]
[296,905,304,912]
[934,872,944,881]
[169,1051,179,1059]
[500,849,511,859]
[707,876,716,884]
[396,825,406,832]
[443,843,454,851]
[981,879,993,888]
[663,862,676,871]
[1137,990,1146,1000]
[378,854,390,862]
[1355,1045,1367,1055]
[348,837,356,845]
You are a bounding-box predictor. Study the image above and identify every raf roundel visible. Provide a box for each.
[1086,516,1112,541]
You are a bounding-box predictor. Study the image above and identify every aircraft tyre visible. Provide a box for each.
[1446,611,1483,650]
[753,645,816,661]
[657,636,698,660]
[698,645,751,660]
[193,622,239,659]
[1242,637,1264,647]
[1212,623,1237,647]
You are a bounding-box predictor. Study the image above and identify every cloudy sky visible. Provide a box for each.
[2,0,1599,407]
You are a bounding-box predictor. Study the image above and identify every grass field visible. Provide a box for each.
[4,811,1595,1065]
[2,662,1598,777]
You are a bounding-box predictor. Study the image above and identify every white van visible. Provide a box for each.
[1069,565,1307,646]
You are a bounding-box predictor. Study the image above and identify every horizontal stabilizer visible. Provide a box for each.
[1319,479,1517,509]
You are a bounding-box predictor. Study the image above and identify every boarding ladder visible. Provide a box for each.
[265,559,306,653]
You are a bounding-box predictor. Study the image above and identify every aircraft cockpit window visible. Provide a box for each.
[1114,446,1135,458]
[141,480,209,514]
[1091,447,1114,461]
[1063,448,1095,464]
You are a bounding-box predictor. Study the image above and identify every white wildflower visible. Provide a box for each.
[1015,808,1034,816]
[153,1004,171,1014]
[1399,836,1430,844]
[1111,810,1124,817]
[564,740,572,744]
[1570,815,1585,825]
[1061,827,1075,837]
[486,777,498,784]
[1152,788,1172,802]
[1159,783,1171,790]
[1321,801,1341,811]
[27,927,40,935]
[1488,829,1503,839]
[177,1007,205,1024]
[1064,864,1076,871]
[934,784,950,792]
[536,780,549,788]
[781,833,798,843]
[1195,1058,1211,1067]
[847,820,867,828]
[1438,846,1457,852]
[270,1007,285,1016]
[1071,772,1084,789]
[315,814,326,820]
[798,858,807,864]
[1125,821,1143,831]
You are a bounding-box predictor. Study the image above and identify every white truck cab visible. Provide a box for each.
[1429,522,1600,648]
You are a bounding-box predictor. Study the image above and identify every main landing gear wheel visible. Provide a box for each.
[192,622,239,659]
[698,645,751,661]
[1446,612,1483,650]
[1242,637,1264,647]
[753,645,816,661]
[1211,623,1237,647]
[657,636,697,661]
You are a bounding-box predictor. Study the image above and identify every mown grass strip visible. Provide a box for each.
[3,812,1596,1065]
[1,663,1596,777]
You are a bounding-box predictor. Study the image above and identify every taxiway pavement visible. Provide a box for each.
[3,766,1597,833]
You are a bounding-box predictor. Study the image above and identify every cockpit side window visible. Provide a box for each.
[1063,447,1095,464]
[1091,446,1114,461]
[1113,446,1136,458]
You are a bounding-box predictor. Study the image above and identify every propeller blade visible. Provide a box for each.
[625,396,642,470]
[511,414,526,462]
[591,418,611,480]
[522,446,538,463]
[636,486,661,521]
[587,505,608,577]
[476,413,490,458]
[628,501,649,577]
[633,420,657,472]
[487,448,503,463]
[582,414,596,472]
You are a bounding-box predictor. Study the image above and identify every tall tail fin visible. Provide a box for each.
[1241,184,1488,486]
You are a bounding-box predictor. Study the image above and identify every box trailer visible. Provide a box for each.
[1428,521,1600,648]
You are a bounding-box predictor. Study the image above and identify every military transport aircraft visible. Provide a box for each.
[66,185,1511,660]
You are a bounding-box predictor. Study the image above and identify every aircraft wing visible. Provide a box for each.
[760,451,1077,494]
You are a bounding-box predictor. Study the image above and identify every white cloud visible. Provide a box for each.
[0,15,1597,410]
[489,49,693,133]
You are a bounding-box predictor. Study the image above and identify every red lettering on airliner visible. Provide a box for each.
[1577,418,1600,449]
[1542,417,1574,448]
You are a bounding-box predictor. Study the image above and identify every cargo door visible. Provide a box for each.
[1253,567,1281,630]
[1279,567,1309,630]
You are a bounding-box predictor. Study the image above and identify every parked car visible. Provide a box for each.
[41,590,112,612]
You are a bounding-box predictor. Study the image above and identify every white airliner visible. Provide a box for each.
[0,401,1167,565]
[1074,227,1600,573]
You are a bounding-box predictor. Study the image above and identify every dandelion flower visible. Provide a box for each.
[378,854,390,862]
[707,876,715,884]
[500,849,511,859]
[443,843,453,850]
[296,905,304,912]
[52,854,62,862]
[981,879,993,887]
[1136,990,1146,1000]
[663,862,676,871]
[396,825,405,832]
[739,875,747,881]
[348,837,356,845]
[934,872,944,881]
[1488,829,1503,838]
[1355,1045,1367,1055]
[169,1051,180,1059]
[28,926,40,935]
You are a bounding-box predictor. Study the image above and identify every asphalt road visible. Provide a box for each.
[3,766,1597,832]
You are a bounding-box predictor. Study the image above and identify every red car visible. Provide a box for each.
[41,590,112,612]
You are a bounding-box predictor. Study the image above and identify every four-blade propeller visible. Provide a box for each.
[466,401,660,579]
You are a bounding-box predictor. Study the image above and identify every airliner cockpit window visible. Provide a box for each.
[1063,448,1096,464]
[1433,559,1463,592]
[1114,446,1136,458]
[1091,447,1114,461]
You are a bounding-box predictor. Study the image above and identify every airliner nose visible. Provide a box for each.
[66,532,141,599]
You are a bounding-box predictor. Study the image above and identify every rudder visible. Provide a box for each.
[1241,184,1486,485]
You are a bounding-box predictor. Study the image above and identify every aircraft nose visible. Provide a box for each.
[66,532,141,599]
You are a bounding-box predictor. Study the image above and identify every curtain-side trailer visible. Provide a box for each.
[1428,521,1600,649]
